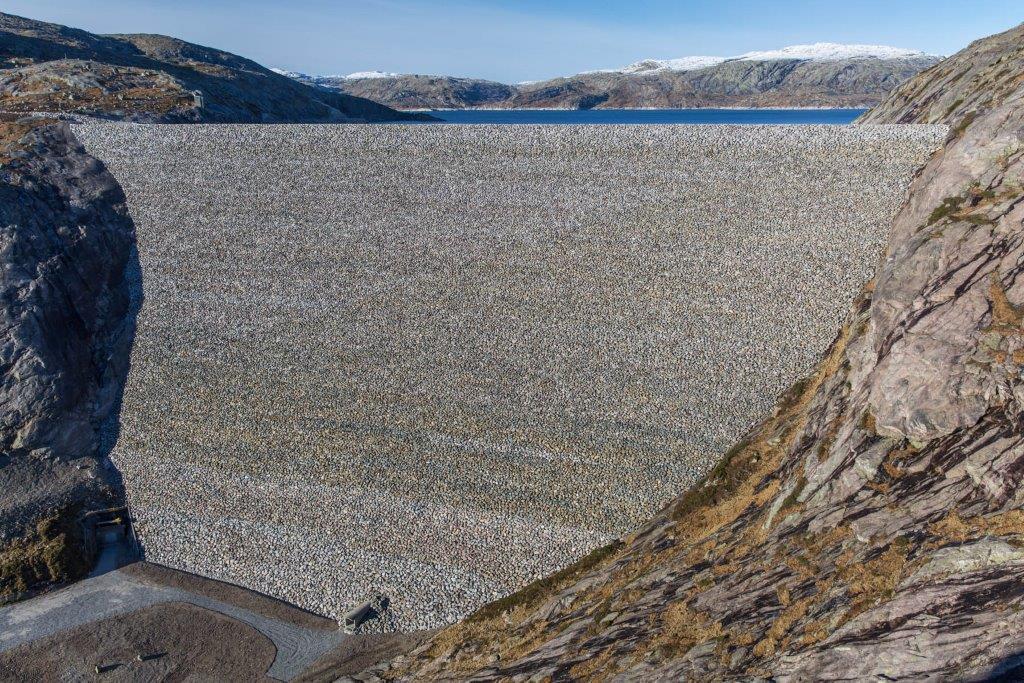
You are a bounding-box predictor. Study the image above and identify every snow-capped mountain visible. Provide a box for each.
[613,56,728,74]
[271,67,401,81]
[275,41,942,110]
[600,43,939,75]
[344,70,401,80]
[734,42,935,62]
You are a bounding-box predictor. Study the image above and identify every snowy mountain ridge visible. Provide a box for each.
[608,42,940,75]
[275,43,939,83]
[270,67,401,81]
[734,42,936,62]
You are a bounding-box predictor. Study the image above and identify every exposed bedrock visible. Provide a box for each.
[75,123,943,631]
[0,119,136,596]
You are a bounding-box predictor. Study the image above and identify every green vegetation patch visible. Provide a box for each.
[671,375,811,524]
[467,539,625,623]
[962,214,997,226]
[927,195,967,226]
[951,112,979,138]
[0,508,93,598]
[779,476,808,513]
[671,434,755,522]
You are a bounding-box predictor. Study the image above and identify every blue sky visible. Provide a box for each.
[7,1,1023,82]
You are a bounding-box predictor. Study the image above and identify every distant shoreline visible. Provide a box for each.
[405,106,870,112]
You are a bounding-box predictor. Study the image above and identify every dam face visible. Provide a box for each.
[75,123,943,630]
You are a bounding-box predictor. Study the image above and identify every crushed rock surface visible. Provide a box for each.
[74,123,944,630]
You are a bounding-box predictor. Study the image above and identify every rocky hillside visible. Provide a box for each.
[351,23,1024,682]
[0,118,134,597]
[307,46,939,110]
[291,73,515,110]
[508,54,939,110]
[0,12,428,122]
[859,24,1024,123]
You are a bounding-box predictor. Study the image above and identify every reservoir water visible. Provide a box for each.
[424,108,866,125]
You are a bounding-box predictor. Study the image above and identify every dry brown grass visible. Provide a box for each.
[860,409,877,434]
[0,119,54,165]
[653,602,725,657]
[752,597,812,658]
[930,508,1024,548]
[799,618,831,647]
[928,509,974,544]
[672,320,854,544]
[838,536,911,624]
[988,274,1024,330]
[0,509,92,597]
[881,459,907,479]
[568,648,615,680]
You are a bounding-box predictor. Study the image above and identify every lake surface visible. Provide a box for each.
[425,108,866,125]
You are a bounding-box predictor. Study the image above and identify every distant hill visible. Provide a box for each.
[279,70,516,110]
[288,43,942,110]
[0,12,430,123]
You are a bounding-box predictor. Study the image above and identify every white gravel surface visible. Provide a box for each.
[74,123,944,631]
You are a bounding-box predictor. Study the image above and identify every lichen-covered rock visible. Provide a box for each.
[376,22,1024,683]
[0,119,134,579]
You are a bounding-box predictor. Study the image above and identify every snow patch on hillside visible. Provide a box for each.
[596,43,938,76]
[621,56,727,74]
[270,67,306,78]
[271,68,400,81]
[345,71,401,80]
[735,43,934,62]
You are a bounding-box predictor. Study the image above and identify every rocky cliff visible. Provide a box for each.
[356,22,1024,682]
[312,53,938,111]
[0,118,135,596]
[0,12,429,123]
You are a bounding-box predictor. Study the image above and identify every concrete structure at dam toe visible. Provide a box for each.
[75,123,944,631]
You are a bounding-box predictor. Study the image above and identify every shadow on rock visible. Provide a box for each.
[0,118,142,597]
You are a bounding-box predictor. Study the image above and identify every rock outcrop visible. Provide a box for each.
[0,118,135,594]
[361,22,1024,682]
[0,12,430,123]
[858,24,1024,125]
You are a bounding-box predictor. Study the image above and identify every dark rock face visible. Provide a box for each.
[0,12,429,123]
[370,23,1024,683]
[0,120,133,557]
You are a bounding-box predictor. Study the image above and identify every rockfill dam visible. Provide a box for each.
[75,123,944,630]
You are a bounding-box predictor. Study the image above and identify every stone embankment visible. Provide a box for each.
[75,123,944,630]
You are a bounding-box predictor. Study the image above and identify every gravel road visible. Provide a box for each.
[0,566,345,680]
[74,123,945,630]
